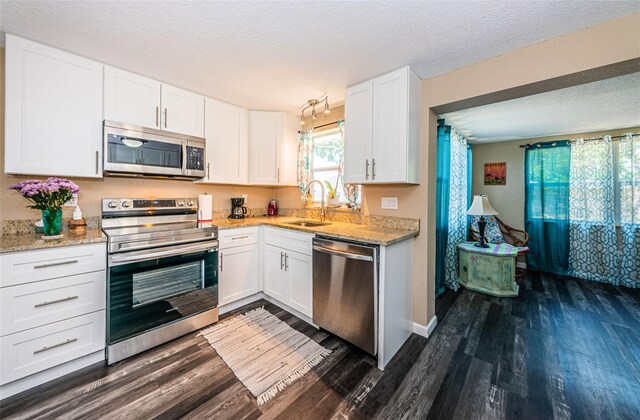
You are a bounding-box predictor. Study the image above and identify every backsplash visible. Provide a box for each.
[1,208,419,236]
[2,216,101,236]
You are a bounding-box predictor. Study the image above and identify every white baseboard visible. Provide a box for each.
[516,262,527,269]
[413,315,437,338]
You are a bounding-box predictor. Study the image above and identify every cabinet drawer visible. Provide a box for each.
[264,227,313,256]
[219,227,258,249]
[0,311,105,384]
[0,243,106,287]
[0,271,106,336]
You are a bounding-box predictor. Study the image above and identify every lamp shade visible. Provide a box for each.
[467,195,499,216]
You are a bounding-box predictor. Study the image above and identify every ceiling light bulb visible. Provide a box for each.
[324,100,331,114]
[311,107,317,120]
[300,114,305,125]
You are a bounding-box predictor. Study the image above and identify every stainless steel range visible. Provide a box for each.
[102,198,219,364]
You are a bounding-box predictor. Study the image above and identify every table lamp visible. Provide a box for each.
[467,195,498,248]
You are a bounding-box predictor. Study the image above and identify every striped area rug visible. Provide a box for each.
[200,307,331,405]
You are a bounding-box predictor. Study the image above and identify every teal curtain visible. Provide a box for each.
[525,141,571,276]
[297,129,313,197]
[435,120,451,296]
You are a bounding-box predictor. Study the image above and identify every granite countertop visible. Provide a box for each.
[0,228,107,254]
[215,216,419,246]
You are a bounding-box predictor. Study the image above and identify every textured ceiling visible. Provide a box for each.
[442,72,640,143]
[0,1,638,114]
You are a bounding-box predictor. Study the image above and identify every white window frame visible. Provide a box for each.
[310,127,348,204]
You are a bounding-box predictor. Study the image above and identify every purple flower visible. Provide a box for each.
[8,177,80,211]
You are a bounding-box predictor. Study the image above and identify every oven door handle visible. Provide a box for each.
[110,241,217,266]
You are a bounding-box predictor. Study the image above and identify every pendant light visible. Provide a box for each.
[300,96,330,125]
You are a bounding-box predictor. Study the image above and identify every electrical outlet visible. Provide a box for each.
[381,197,398,210]
[242,194,248,204]
[64,193,78,207]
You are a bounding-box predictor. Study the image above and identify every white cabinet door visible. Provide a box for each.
[161,84,204,137]
[263,244,287,301]
[280,113,300,186]
[202,98,248,184]
[249,111,281,185]
[5,34,103,178]
[286,251,313,317]
[104,66,161,129]
[343,80,373,184]
[372,68,408,183]
[219,244,259,306]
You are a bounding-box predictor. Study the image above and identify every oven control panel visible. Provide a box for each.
[102,198,197,212]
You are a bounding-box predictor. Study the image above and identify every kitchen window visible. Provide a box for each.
[309,128,348,203]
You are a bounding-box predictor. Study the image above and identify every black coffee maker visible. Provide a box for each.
[230,197,248,219]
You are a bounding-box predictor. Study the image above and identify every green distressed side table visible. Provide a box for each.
[457,242,519,297]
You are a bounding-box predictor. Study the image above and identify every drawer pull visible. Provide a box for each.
[33,338,78,354]
[34,260,79,269]
[34,295,79,308]
[231,236,250,240]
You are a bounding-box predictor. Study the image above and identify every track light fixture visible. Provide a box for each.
[300,96,330,125]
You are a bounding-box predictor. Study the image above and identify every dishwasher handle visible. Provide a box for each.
[312,245,374,261]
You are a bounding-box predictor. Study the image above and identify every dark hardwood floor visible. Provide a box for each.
[2,272,639,419]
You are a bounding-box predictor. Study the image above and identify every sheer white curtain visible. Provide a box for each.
[619,133,640,287]
[444,129,469,290]
[568,137,618,284]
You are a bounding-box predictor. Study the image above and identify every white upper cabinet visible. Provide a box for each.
[161,84,205,137]
[5,35,103,178]
[343,66,421,184]
[343,80,373,184]
[248,111,298,186]
[104,66,161,128]
[201,98,248,184]
[104,66,204,137]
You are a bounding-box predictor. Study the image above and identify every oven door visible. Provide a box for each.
[107,241,218,345]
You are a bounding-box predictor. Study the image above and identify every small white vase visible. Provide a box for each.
[327,194,340,206]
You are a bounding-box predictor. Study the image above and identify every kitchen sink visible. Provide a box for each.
[285,220,332,228]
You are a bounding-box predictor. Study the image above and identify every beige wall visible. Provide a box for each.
[472,126,640,231]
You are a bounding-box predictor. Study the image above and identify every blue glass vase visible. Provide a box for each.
[42,208,62,236]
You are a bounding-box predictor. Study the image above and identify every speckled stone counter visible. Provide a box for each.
[0,228,106,254]
[214,216,419,246]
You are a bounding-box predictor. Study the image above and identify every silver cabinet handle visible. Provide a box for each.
[365,159,369,180]
[164,108,168,128]
[372,158,376,180]
[277,168,280,183]
[155,106,159,127]
[231,236,249,240]
[220,253,224,272]
[33,338,77,354]
[95,151,99,174]
[207,163,211,179]
[280,252,284,270]
[34,260,79,269]
[34,295,78,308]
[285,253,289,271]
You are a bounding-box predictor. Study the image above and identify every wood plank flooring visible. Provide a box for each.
[2,272,639,419]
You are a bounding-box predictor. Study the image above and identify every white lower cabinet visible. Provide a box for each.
[219,244,259,306]
[0,244,106,398]
[285,251,313,317]
[263,228,313,318]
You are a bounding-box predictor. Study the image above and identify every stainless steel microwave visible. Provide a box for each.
[103,121,205,179]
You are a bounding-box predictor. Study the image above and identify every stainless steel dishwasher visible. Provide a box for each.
[312,237,378,355]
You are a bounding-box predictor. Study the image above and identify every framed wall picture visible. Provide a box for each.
[484,162,506,185]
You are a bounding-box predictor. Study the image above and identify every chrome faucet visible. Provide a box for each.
[303,180,326,221]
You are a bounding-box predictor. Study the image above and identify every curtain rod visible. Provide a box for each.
[298,120,344,133]
[518,132,639,148]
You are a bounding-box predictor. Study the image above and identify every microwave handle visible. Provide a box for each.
[181,141,188,174]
